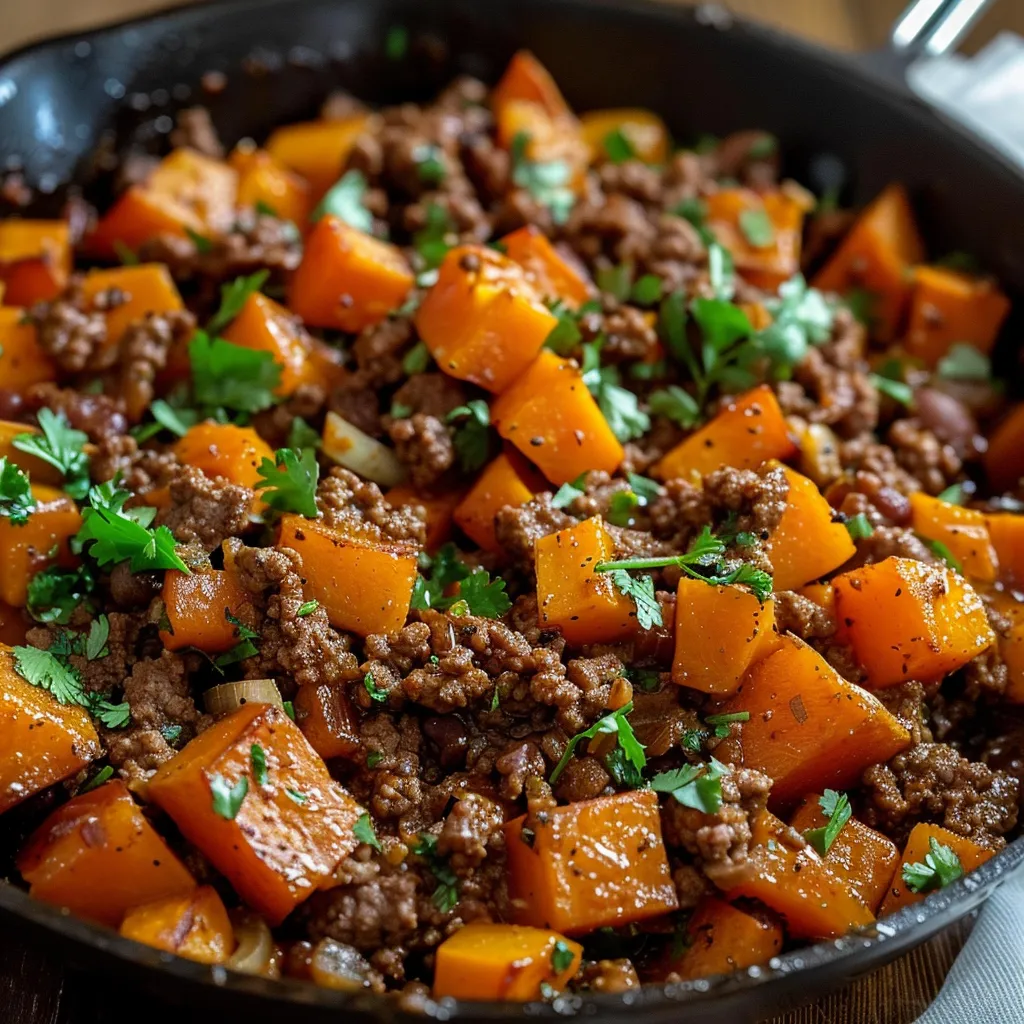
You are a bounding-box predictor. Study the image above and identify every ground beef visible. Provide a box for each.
[170,107,224,158]
[493,740,547,801]
[318,467,426,546]
[330,377,383,437]
[493,494,576,567]
[580,960,640,993]
[304,868,420,951]
[887,417,963,495]
[436,792,504,871]
[350,317,416,389]
[29,285,109,374]
[118,309,196,423]
[877,681,934,747]
[914,387,984,461]
[564,192,657,266]
[91,433,178,491]
[773,590,834,641]
[389,372,466,420]
[860,742,1019,847]
[158,465,253,551]
[600,302,660,364]
[386,413,455,489]
[25,383,127,443]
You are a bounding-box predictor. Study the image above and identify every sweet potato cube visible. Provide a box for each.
[454,453,535,551]
[87,186,206,256]
[832,556,995,687]
[905,266,1010,365]
[717,810,875,939]
[80,263,185,348]
[0,421,63,484]
[230,145,313,225]
[534,515,636,646]
[671,579,780,695]
[17,780,196,927]
[879,823,995,915]
[276,514,417,637]
[652,385,795,483]
[265,116,370,196]
[910,492,998,582]
[0,308,55,391]
[434,923,582,1001]
[159,569,253,654]
[491,351,624,484]
[500,226,592,307]
[985,403,1024,493]
[495,98,589,176]
[813,183,924,339]
[173,421,275,492]
[0,643,101,813]
[789,795,899,913]
[385,484,464,554]
[504,790,678,934]
[648,896,783,981]
[0,485,82,607]
[120,885,235,964]
[986,593,1024,703]
[147,702,364,924]
[415,246,558,394]
[579,108,670,165]
[293,681,360,761]
[146,147,238,234]
[0,220,71,306]
[721,634,911,806]
[987,513,1024,587]
[492,50,574,123]
[767,462,856,591]
[0,602,27,646]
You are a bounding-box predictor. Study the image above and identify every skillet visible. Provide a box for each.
[1,0,1023,1020]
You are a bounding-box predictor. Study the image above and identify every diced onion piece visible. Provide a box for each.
[795,420,843,487]
[309,939,373,992]
[322,410,406,487]
[204,679,283,715]
[227,912,278,977]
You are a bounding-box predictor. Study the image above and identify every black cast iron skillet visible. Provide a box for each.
[1,1,1023,1020]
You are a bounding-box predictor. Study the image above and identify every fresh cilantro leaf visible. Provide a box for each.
[446,400,492,473]
[78,765,114,794]
[692,297,753,355]
[254,199,278,218]
[88,696,131,729]
[412,143,446,184]
[113,241,140,265]
[0,457,36,525]
[254,447,319,518]
[544,299,584,355]
[412,202,455,271]
[919,535,963,574]
[286,788,307,804]
[161,723,183,746]
[845,512,874,540]
[707,242,736,301]
[13,644,84,705]
[550,701,646,785]
[937,483,964,505]
[650,758,731,814]
[581,341,650,443]
[489,685,500,711]
[606,569,662,629]
[85,615,110,661]
[803,788,853,856]
[26,564,96,624]
[185,227,214,253]
[213,611,260,669]
[410,543,470,611]
[902,836,964,894]
[287,416,321,452]
[297,600,319,617]
[658,290,691,366]
[552,472,588,509]
[354,811,383,851]
[385,24,408,60]
[681,727,708,753]
[250,743,269,786]
[550,939,576,974]
[606,490,640,527]
[282,700,295,720]
[603,128,635,164]
[455,569,512,618]
[364,671,388,704]
[402,341,431,376]
[150,398,196,438]
[411,832,460,911]
[189,332,281,415]
[649,385,701,428]
[626,473,660,503]
[509,131,574,225]
[753,274,835,378]
[389,401,412,419]
[738,208,775,248]
[207,270,271,337]
[311,169,373,232]
[937,343,991,382]
[870,373,914,408]
[705,710,750,737]
[631,274,663,306]
[596,262,633,303]
[367,750,384,768]
[210,774,248,820]
[13,410,91,501]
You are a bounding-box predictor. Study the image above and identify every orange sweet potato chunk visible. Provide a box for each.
[716,809,875,939]
[80,264,185,348]
[648,896,783,981]
[910,492,997,582]
[0,308,55,391]
[289,216,413,331]
[453,453,535,551]
[985,403,1024,494]
[987,592,1024,703]
[277,514,417,637]
[790,795,899,914]
[671,578,780,695]
[0,643,101,813]
[385,484,464,553]
[265,116,370,196]
[415,245,557,394]
[832,556,995,687]
[504,789,678,934]
[120,885,235,964]
[0,602,27,646]
[0,421,60,484]
[17,780,196,927]
[147,702,364,925]
[652,385,796,483]
[0,220,71,306]
[904,266,1010,365]
[500,226,592,307]
[491,351,624,484]
[987,513,1024,587]
[230,145,313,225]
[293,681,360,761]
[813,183,925,340]
[0,484,82,607]
[87,186,206,256]
[535,515,636,646]
[160,569,253,654]
[767,462,856,591]
[433,923,583,1001]
[879,823,995,915]
[173,421,275,492]
[721,634,911,806]
[492,51,574,123]
[579,108,670,165]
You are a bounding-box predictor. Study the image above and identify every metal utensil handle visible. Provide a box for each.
[891,0,997,56]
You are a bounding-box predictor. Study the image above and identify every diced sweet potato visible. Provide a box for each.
[146,147,238,234]
[159,568,253,654]
[434,923,582,1001]
[289,216,413,331]
[879,823,995,915]
[504,789,678,934]
[0,484,82,607]
[494,98,589,177]
[813,183,925,340]
[984,403,1024,494]
[534,516,636,646]
[147,702,364,924]
[904,266,1010,365]
[579,108,670,165]
[910,492,997,582]
[120,886,235,964]
[230,145,313,225]
[671,577,780,695]
[276,514,417,637]
[987,513,1024,587]
[415,246,557,394]
[492,51,574,123]
[293,681,360,761]
[832,556,995,687]
[173,421,275,492]
[0,643,101,813]
[987,592,1024,703]
[453,453,536,551]
[385,484,464,553]
[265,116,370,196]
[648,897,783,981]
[0,602,27,646]
[0,420,62,484]
[0,220,71,306]
[17,780,196,926]
[652,385,796,483]
[789,795,899,913]
[87,186,205,257]
[0,308,55,391]
[797,581,836,620]
[716,809,875,939]
[766,462,856,591]
[491,351,624,484]
[500,226,592,307]
[80,263,185,348]
[721,634,911,806]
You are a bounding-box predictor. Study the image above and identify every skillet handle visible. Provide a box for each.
[890,0,998,56]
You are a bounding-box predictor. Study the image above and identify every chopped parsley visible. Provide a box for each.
[412,202,455,271]
[413,143,446,184]
[282,700,295,721]
[161,723,183,746]
[581,340,650,443]
[937,343,991,382]
[207,270,270,337]
[214,611,260,667]
[210,774,248,820]
[919,535,963,574]
[26,565,97,624]
[367,750,384,768]
[603,128,635,164]
[364,671,388,704]
[845,513,874,540]
[605,570,662,630]
[704,710,749,737]
[631,273,663,306]
[411,832,460,912]
[113,240,140,265]
[871,372,914,408]
[446,400,493,473]
[902,836,964,894]
[286,788,307,804]
[543,298,587,356]
[402,340,432,376]
[311,169,373,232]
[550,939,576,974]
[627,473,660,503]
[250,743,269,786]
[596,262,633,303]
[937,483,965,505]
[510,131,574,225]
[78,765,114,794]
[189,332,281,416]
[254,447,319,518]
[385,24,409,60]
[650,758,730,815]
[410,547,512,618]
[549,701,646,785]
[85,616,110,662]
[738,207,775,248]
[649,385,701,428]
[0,457,35,525]
[606,489,640,527]
[296,600,319,617]
[13,409,91,501]
[354,811,383,851]
[185,227,214,253]
[287,416,321,451]
[551,473,588,509]
[803,789,852,856]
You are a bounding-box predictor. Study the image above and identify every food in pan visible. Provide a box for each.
[0,45,1021,1003]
